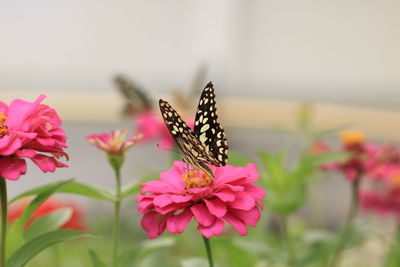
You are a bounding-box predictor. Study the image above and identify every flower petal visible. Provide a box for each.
[228,192,255,211]
[191,204,216,227]
[0,157,27,180]
[170,195,193,203]
[243,184,266,200]
[213,188,236,202]
[231,207,261,227]
[198,218,224,238]
[204,198,227,218]
[141,211,167,239]
[153,194,173,208]
[224,213,248,236]
[166,208,192,234]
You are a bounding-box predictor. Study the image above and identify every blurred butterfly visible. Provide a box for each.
[114,75,153,116]
[159,82,228,178]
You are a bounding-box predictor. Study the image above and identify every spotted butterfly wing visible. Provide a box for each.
[194,82,228,165]
[159,99,219,177]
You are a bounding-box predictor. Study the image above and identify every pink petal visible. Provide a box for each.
[225,184,244,192]
[214,163,260,185]
[198,218,224,238]
[170,195,193,203]
[137,198,154,213]
[159,162,186,190]
[35,137,56,147]
[213,188,236,202]
[191,204,216,227]
[231,207,261,227]
[224,213,248,236]
[15,149,36,158]
[141,180,182,194]
[243,184,266,200]
[0,157,27,180]
[153,194,173,208]
[204,198,227,218]
[228,192,256,211]
[31,154,58,172]
[166,208,192,234]
[156,202,191,215]
[140,211,167,239]
[0,136,22,156]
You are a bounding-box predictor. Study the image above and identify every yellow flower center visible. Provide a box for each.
[182,169,213,189]
[0,112,9,139]
[340,130,364,145]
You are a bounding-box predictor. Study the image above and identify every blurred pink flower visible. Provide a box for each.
[135,109,194,150]
[86,129,142,155]
[8,197,87,231]
[136,161,265,239]
[360,168,400,218]
[0,95,68,180]
[316,131,400,182]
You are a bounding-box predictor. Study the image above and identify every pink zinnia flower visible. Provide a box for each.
[8,197,87,231]
[136,161,265,239]
[86,129,142,170]
[86,129,142,155]
[135,109,194,150]
[317,131,393,182]
[0,95,68,180]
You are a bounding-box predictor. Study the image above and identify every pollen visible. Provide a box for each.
[0,112,9,138]
[182,169,213,189]
[340,130,364,145]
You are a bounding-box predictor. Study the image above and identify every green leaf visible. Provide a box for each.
[118,237,175,267]
[89,249,108,267]
[7,179,74,256]
[120,180,142,198]
[10,180,115,203]
[7,229,90,267]
[23,208,72,241]
[258,152,287,189]
[292,152,350,180]
[121,173,158,198]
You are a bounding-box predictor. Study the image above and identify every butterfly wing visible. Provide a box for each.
[114,75,152,115]
[194,82,228,165]
[159,99,219,167]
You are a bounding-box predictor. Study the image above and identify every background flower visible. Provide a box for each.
[8,197,87,231]
[0,95,68,180]
[86,129,142,155]
[136,161,265,239]
[135,109,194,150]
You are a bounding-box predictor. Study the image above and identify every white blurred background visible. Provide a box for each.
[1,0,399,108]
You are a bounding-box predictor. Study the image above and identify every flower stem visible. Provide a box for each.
[280,215,296,265]
[112,167,122,267]
[202,236,214,267]
[0,178,7,267]
[329,178,360,267]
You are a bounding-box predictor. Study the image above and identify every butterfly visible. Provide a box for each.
[114,75,153,116]
[159,82,228,178]
[114,66,208,117]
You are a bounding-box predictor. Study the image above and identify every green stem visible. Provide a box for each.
[112,167,122,267]
[0,178,7,267]
[280,215,296,265]
[329,178,360,267]
[202,236,214,267]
